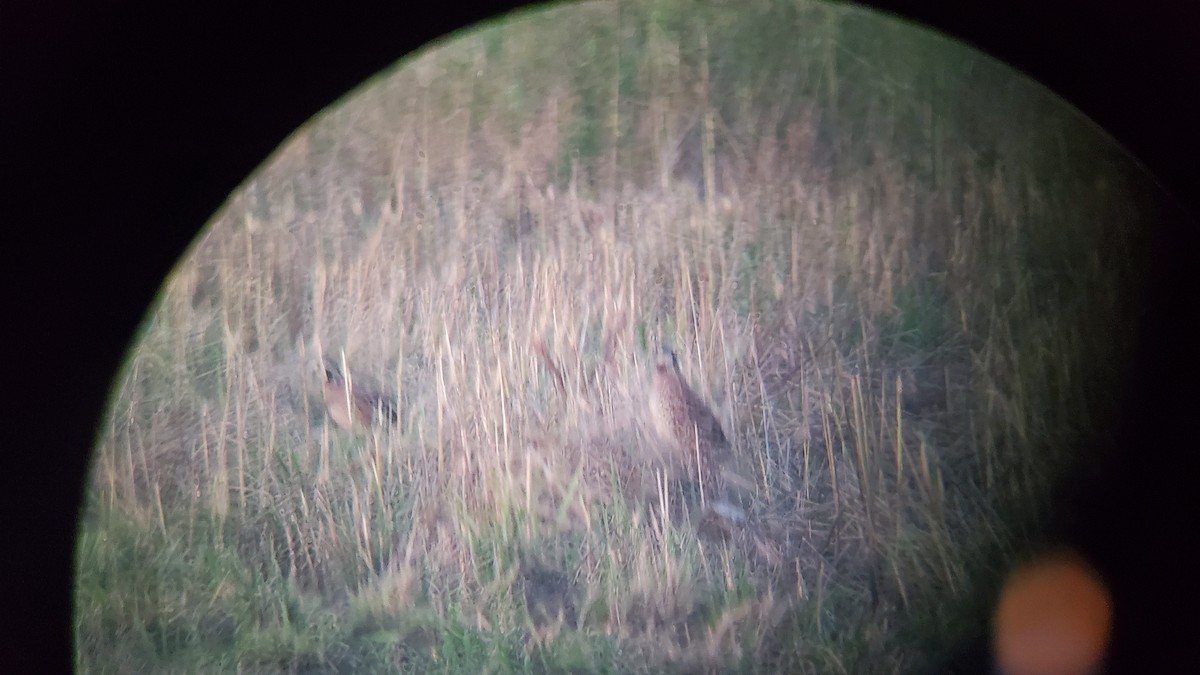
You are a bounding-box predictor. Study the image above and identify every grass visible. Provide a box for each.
[75,3,1150,673]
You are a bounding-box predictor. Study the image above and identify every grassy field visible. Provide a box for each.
[75,3,1152,673]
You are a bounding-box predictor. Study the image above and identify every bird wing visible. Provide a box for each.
[680,382,727,447]
[352,389,398,425]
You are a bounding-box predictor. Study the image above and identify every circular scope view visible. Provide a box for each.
[75,2,1160,672]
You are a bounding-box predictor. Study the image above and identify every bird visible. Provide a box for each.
[649,345,730,507]
[322,366,398,433]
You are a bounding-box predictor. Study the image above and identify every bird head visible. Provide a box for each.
[324,366,343,385]
[655,343,680,372]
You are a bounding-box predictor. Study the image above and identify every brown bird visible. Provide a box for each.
[650,345,730,506]
[322,366,398,432]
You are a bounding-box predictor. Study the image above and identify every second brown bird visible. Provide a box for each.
[322,367,398,432]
